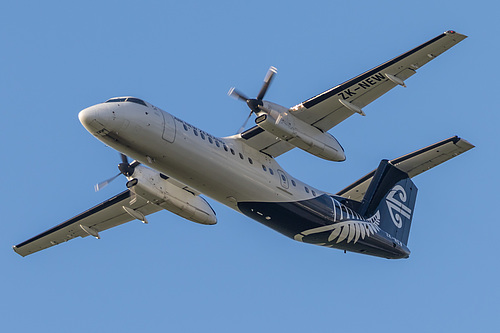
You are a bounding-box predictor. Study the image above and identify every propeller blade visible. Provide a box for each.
[229,65,278,133]
[95,172,121,192]
[257,66,277,100]
[237,111,253,134]
[228,87,249,102]
[120,153,129,164]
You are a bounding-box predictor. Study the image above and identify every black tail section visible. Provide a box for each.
[359,160,418,246]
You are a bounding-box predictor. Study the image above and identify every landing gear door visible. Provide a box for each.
[162,111,176,143]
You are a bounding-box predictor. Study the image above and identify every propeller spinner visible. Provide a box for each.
[95,154,140,192]
[228,66,277,133]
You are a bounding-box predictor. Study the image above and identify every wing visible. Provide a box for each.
[236,31,467,157]
[236,126,295,157]
[13,190,162,257]
[336,136,475,202]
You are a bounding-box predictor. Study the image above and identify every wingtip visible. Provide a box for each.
[455,136,475,150]
[445,30,468,39]
[12,245,26,257]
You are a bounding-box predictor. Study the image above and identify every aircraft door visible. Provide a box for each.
[277,169,289,189]
[162,111,176,143]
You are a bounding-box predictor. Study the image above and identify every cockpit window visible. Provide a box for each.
[127,98,147,106]
[105,98,126,103]
[105,97,147,106]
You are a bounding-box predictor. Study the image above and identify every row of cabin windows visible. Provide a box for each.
[182,123,254,164]
[261,164,274,175]
[182,122,315,196]
[304,187,317,196]
[261,163,315,195]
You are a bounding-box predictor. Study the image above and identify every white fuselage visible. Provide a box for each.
[75,97,414,260]
[79,99,320,213]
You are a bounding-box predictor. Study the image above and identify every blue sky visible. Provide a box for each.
[1,1,498,332]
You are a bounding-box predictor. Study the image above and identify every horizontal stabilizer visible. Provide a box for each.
[336,136,474,202]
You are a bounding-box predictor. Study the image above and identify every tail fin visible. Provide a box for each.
[359,160,418,246]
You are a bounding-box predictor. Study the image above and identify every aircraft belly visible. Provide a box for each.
[119,132,304,206]
[153,155,285,205]
[238,195,410,259]
[238,195,334,238]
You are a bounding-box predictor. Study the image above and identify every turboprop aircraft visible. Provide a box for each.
[13,30,474,259]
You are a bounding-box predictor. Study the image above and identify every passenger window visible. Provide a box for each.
[262,165,267,171]
[216,141,220,148]
[269,168,274,175]
[224,145,228,152]
[239,153,244,160]
[183,124,188,131]
[230,148,235,155]
[248,158,253,164]
[291,179,296,186]
[208,137,213,144]
[312,190,316,196]
[201,133,205,140]
[305,187,310,193]
[194,130,198,136]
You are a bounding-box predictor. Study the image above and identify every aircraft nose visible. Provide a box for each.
[78,106,96,130]
[79,104,109,134]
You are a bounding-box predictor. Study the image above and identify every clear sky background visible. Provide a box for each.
[1,1,498,332]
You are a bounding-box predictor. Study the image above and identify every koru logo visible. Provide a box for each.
[385,185,412,228]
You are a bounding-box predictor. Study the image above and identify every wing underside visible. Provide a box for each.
[293,32,467,131]
[13,190,162,257]
[336,136,475,202]
[236,31,467,158]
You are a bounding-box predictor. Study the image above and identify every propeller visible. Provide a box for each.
[228,66,277,133]
[94,154,140,192]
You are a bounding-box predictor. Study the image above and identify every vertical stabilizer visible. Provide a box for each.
[359,160,418,245]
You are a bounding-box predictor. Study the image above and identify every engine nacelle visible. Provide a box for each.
[127,166,217,225]
[256,101,346,162]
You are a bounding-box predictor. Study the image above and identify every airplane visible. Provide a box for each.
[13,30,474,259]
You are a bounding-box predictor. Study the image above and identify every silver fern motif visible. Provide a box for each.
[293,210,381,244]
[327,220,380,244]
